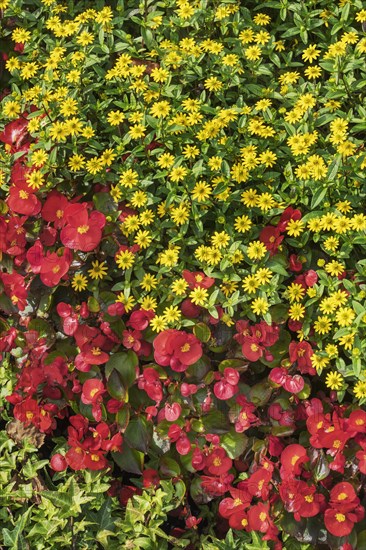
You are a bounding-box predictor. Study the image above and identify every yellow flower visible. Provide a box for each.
[140,274,158,291]
[163,305,181,323]
[140,296,158,311]
[241,189,258,207]
[204,77,223,92]
[254,268,272,285]
[71,273,88,291]
[251,298,269,315]
[157,153,175,169]
[287,283,305,303]
[134,230,152,248]
[192,181,212,202]
[256,193,276,211]
[116,293,136,312]
[150,67,170,83]
[245,45,262,61]
[286,219,304,237]
[288,303,305,321]
[338,333,355,350]
[171,278,188,295]
[324,260,345,277]
[171,204,189,225]
[158,248,180,267]
[150,315,168,332]
[242,275,260,294]
[325,371,343,391]
[107,110,125,125]
[354,381,366,400]
[302,45,321,63]
[335,307,355,327]
[169,166,188,182]
[26,171,44,190]
[115,250,135,270]
[190,287,208,306]
[211,231,230,249]
[314,316,332,334]
[247,241,267,261]
[88,261,108,280]
[120,169,139,189]
[234,215,252,233]
[69,154,85,171]
[150,100,171,118]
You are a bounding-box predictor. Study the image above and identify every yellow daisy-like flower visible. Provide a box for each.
[140,274,158,292]
[324,260,345,276]
[338,333,355,350]
[211,231,230,249]
[254,268,272,285]
[171,278,188,295]
[325,371,343,391]
[140,296,158,311]
[314,316,332,334]
[286,219,304,237]
[335,307,355,327]
[88,261,108,280]
[71,273,88,292]
[251,297,269,315]
[354,381,366,400]
[119,169,139,189]
[247,241,267,261]
[242,275,260,294]
[169,166,188,182]
[287,283,305,303]
[190,287,208,306]
[234,215,252,233]
[288,303,305,321]
[115,250,135,270]
[150,315,168,332]
[116,293,136,312]
[163,305,181,323]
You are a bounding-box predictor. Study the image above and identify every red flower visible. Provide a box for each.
[182,269,215,289]
[292,483,326,520]
[280,444,308,477]
[260,226,284,255]
[122,329,142,351]
[60,203,106,252]
[206,448,232,475]
[356,450,366,474]
[347,410,366,433]
[41,191,70,229]
[288,254,303,272]
[138,368,163,403]
[81,379,106,421]
[245,468,272,500]
[165,402,182,422]
[153,329,203,372]
[214,367,239,400]
[324,508,357,537]
[8,184,42,216]
[329,482,359,512]
[0,115,30,153]
[40,249,71,287]
[50,453,67,472]
[289,341,315,375]
[247,502,271,533]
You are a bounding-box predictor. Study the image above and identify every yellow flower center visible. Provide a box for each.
[77,225,89,234]
[181,343,190,352]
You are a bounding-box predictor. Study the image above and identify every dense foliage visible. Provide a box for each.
[1,0,366,547]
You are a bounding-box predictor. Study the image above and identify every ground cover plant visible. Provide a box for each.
[1,0,366,547]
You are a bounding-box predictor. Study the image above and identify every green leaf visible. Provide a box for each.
[311,187,328,209]
[193,322,211,343]
[2,506,33,549]
[124,417,152,453]
[221,429,248,459]
[113,446,144,474]
[245,532,270,550]
[105,351,138,389]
